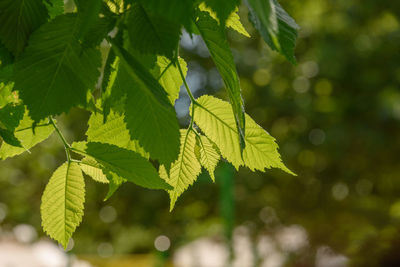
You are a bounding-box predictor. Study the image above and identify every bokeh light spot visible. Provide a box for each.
[253,69,271,86]
[13,224,37,243]
[293,76,310,93]
[99,205,117,223]
[301,61,319,78]
[154,235,171,252]
[332,182,349,201]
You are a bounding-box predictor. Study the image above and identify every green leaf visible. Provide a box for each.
[203,0,239,27]
[0,128,22,148]
[195,12,246,150]
[87,109,148,158]
[0,103,24,131]
[101,56,120,117]
[44,0,64,19]
[41,162,85,249]
[0,0,48,56]
[0,42,13,66]
[0,111,54,159]
[79,157,109,184]
[193,95,294,174]
[195,134,220,181]
[82,16,116,48]
[0,102,24,148]
[71,142,127,199]
[245,0,299,64]
[104,0,124,14]
[126,4,181,59]
[138,0,195,30]
[72,141,172,190]
[14,14,101,121]
[76,0,103,40]
[110,43,180,166]
[159,129,202,211]
[0,64,13,83]
[199,3,250,37]
[0,83,14,108]
[227,11,251,37]
[104,175,123,200]
[152,56,187,105]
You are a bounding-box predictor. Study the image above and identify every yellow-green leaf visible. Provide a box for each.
[86,109,148,158]
[41,162,85,249]
[160,129,202,211]
[196,134,220,181]
[71,141,172,190]
[199,3,250,37]
[79,157,109,184]
[154,56,187,105]
[0,111,54,159]
[194,95,294,174]
[226,11,250,37]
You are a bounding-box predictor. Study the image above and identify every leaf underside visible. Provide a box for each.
[194,95,294,175]
[160,129,202,211]
[41,162,85,249]
[0,110,54,159]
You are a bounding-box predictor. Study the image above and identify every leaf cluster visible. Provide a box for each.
[0,0,298,248]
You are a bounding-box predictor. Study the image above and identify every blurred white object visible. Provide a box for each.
[0,240,92,267]
[276,225,309,253]
[257,236,285,267]
[316,246,348,267]
[174,227,255,267]
[174,225,312,267]
[13,224,37,243]
[174,238,229,267]
[232,227,254,267]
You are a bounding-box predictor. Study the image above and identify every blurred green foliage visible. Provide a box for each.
[0,0,399,266]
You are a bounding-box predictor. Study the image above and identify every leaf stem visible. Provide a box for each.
[177,61,196,103]
[157,61,173,81]
[176,52,197,130]
[49,117,71,162]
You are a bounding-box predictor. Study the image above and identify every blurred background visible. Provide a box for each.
[1,0,400,266]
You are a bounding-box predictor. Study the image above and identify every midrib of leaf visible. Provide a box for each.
[79,160,102,171]
[172,128,191,196]
[14,122,51,133]
[195,131,215,176]
[119,63,166,108]
[157,61,173,81]
[117,64,171,158]
[194,101,236,133]
[63,161,71,243]
[71,146,137,176]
